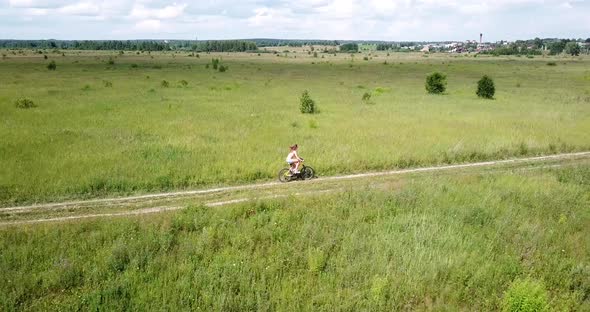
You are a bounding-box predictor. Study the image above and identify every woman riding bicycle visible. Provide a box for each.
[286,144,304,174]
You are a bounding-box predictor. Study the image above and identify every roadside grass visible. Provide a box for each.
[1,51,589,205]
[0,165,589,310]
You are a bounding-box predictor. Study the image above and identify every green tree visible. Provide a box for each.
[476,75,495,99]
[548,40,567,55]
[425,72,447,94]
[565,41,580,56]
[340,43,359,53]
[299,90,316,114]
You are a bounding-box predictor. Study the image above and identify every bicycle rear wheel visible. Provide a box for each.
[301,166,315,180]
[278,168,292,182]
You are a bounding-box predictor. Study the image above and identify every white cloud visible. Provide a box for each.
[134,19,162,31]
[24,7,49,15]
[58,1,100,15]
[129,3,187,19]
[8,0,69,8]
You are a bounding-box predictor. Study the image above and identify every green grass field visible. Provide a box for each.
[1,50,589,205]
[1,165,589,310]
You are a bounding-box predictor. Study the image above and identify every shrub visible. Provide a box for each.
[43,55,48,59]
[308,119,318,129]
[502,278,549,312]
[425,72,447,94]
[362,92,372,103]
[81,84,91,91]
[363,56,369,61]
[103,80,113,88]
[179,80,188,87]
[15,98,36,109]
[476,75,495,99]
[299,90,316,114]
[47,60,56,70]
[546,62,557,66]
[107,57,115,65]
[108,244,130,272]
[218,65,227,72]
[130,63,138,68]
[211,58,219,70]
[161,80,169,88]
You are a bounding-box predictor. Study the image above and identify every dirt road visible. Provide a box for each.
[1,151,589,226]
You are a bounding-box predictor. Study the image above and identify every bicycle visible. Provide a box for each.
[278,160,315,182]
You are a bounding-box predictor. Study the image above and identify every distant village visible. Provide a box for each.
[389,34,590,55]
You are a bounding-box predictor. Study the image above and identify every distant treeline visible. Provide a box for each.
[0,40,173,51]
[251,39,340,47]
[0,39,259,52]
[483,38,590,56]
[191,40,257,52]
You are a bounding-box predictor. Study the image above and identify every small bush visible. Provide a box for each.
[308,119,318,129]
[81,84,91,91]
[476,75,495,99]
[108,244,130,272]
[43,55,48,59]
[362,92,372,103]
[103,80,113,88]
[425,72,447,94]
[161,80,169,88]
[130,63,138,68]
[211,58,219,70]
[47,60,56,70]
[307,248,327,273]
[218,65,227,72]
[546,62,557,66]
[179,80,188,87]
[363,56,369,61]
[107,57,115,65]
[15,98,36,109]
[502,278,549,312]
[300,90,316,114]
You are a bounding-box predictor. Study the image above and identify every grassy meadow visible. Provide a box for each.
[1,50,590,205]
[1,165,589,310]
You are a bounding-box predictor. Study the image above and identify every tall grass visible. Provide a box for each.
[0,53,589,205]
[1,166,589,310]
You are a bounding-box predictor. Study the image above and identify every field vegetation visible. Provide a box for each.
[1,165,589,310]
[0,50,589,205]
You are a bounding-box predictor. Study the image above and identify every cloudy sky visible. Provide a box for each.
[1,0,589,41]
